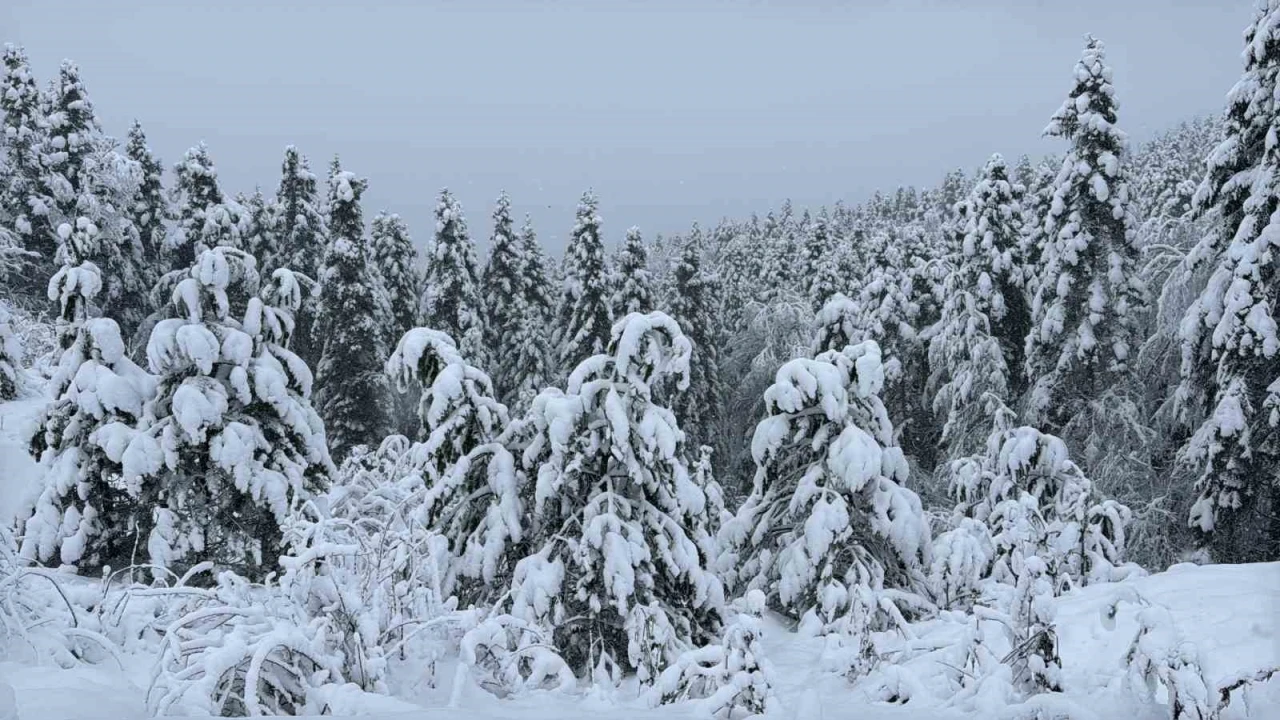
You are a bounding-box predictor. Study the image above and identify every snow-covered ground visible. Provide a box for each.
[1,556,1276,719]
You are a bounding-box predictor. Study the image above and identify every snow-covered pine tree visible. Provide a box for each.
[370,211,420,346]
[670,232,724,451]
[124,120,166,259]
[314,170,393,462]
[1024,36,1145,430]
[385,327,517,602]
[554,190,612,376]
[1016,154,1060,305]
[719,340,930,660]
[801,210,840,312]
[370,211,422,435]
[21,308,154,573]
[271,146,325,280]
[0,45,52,300]
[122,247,332,580]
[268,147,326,371]
[123,120,167,316]
[167,143,245,272]
[238,188,278,275]
[20,224,154,573]
[1178,0,1280,562]
[508,312,724,673]
[421,188,486,366]
[509,215,556,410]
[927,154,1029,458]
[40,61,149,338]
[612,225,655,318]
[481,191,526,404]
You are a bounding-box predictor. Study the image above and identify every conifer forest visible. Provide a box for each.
[0,2,1278,719]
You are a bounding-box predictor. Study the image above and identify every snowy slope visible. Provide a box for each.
[1,560,1275,720]
[0,397,42,526]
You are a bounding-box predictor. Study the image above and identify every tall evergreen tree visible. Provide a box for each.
[123,120,167,300]
[509,215,556,409]
[508,312,724,672]
[270,146,327,368]
[314,170,394,461]
[370,211,421,436]
[0,45,51,298]
[670,233,724,449]
[612,226,655,318]
[480,191,525,402]
[122,247,331,580]
[124,121,166,258]
[928,154,1028,458]
[271,146,325,279]
[421,188,486,365]
[370,211,420,350]
[41,61,148,338]
[168,143,244,272]
[238,188,278,271]
[555,190,612,374]
[1178,1,1280,562]
[1023,36,1144,430]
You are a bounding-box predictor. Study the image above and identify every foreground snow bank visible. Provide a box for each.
[1054,561,1280,719]
[1,561,1275,719]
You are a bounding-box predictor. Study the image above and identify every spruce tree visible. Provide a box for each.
[554,190,612,375]
[480,191,525,402]
[271,146,325,279]
[168,143,244,272]
[670,233,724,450]
[271,146,327,368]
[371,211,421,343]
[508,312,724,673]
[123,120,167,305]
[239,188,278,274]
[21,246,149,572]
[421,188,486,365]
[41,61,148,338]
[928,154,1030,457]
[0,45,51,298]
[314,171,394,462]
[720,340,929,665]
[1023,36,1144,430]
[122,247,332,580]
[369,211,421,436]
[801,210,844,312]
[1178,2,1280,561]
[509,216,556,409]
[612,226,655,318]
[124,121,166,258]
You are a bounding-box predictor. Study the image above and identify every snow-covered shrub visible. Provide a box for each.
[147,572,341,717]
[949,425,1138,590]
[123,248,332,580]
[721,339,931,659]
[20,315,154,573]
[459,614,575,698]
[504,311,724,674]
[928,517,995,611]
[277,435,473,693]
[650,590,778,718]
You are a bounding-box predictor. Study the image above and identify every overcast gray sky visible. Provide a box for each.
[2,0,1249,252]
